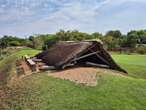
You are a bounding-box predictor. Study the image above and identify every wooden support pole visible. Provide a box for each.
[85,62,109,68]
[72,51,100,61]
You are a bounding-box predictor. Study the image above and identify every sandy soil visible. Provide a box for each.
[48,67,126,86]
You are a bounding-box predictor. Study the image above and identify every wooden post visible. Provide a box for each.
[72,51,100,61]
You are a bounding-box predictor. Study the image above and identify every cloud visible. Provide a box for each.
[0,0,100,36]
[0,0,146,37]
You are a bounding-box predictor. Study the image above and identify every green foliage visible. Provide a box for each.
[126,31,139,48]
[104,30,124,50]
[27,29,146,51]
[92,32,102,39]
[0,35,26,48]
[106,30,122,38]
[136,45,146,54]
[8,41,21,46]
[1,29,146,53]
[54,30,103,41]
[56,30,92,41]
[137,30,146,44]
[124,30,146,48]
[103,36,122,50]
[28,34,57,49]
[103,36,113,49]
[103,30,146,50]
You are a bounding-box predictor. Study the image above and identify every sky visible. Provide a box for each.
[0,0,146,37]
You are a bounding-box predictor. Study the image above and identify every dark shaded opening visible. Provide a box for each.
[74,50,109,68]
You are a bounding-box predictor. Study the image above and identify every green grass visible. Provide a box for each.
[1,49,146,110]
[4,73,146,110]
[112,54,146,78]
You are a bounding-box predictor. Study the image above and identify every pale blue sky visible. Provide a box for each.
[0,0,146,37]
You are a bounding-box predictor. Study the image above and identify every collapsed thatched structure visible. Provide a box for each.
[36,41,127,73]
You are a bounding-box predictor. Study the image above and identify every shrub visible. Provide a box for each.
[136,46,146,54]
[9,41,21,46]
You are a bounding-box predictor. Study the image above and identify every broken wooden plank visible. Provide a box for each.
[40,65,55,70]
[32,57,42,62]
[27,59,35,65]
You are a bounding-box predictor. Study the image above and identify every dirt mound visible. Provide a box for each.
[48,67,126,86]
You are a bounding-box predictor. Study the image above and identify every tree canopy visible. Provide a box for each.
[1,29,146,52]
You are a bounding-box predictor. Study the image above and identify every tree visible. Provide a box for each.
[106,30,122,39]
[0,35,26,47]
[103,36,114,50]
[137,30,146,44]
[9,41,21,46]
[92,32,102,39]
[126,31,139,48]
[55,30,92,41]
[56,29,68,41]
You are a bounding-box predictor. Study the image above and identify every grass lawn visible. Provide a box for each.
[3,73,146,110]
[0,49,146,110]
[112,54,146,79]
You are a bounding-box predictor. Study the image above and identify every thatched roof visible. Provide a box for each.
[36,41,127,73]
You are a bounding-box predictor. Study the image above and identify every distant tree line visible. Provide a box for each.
[1,29,146,54]
[0,35,26,48]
